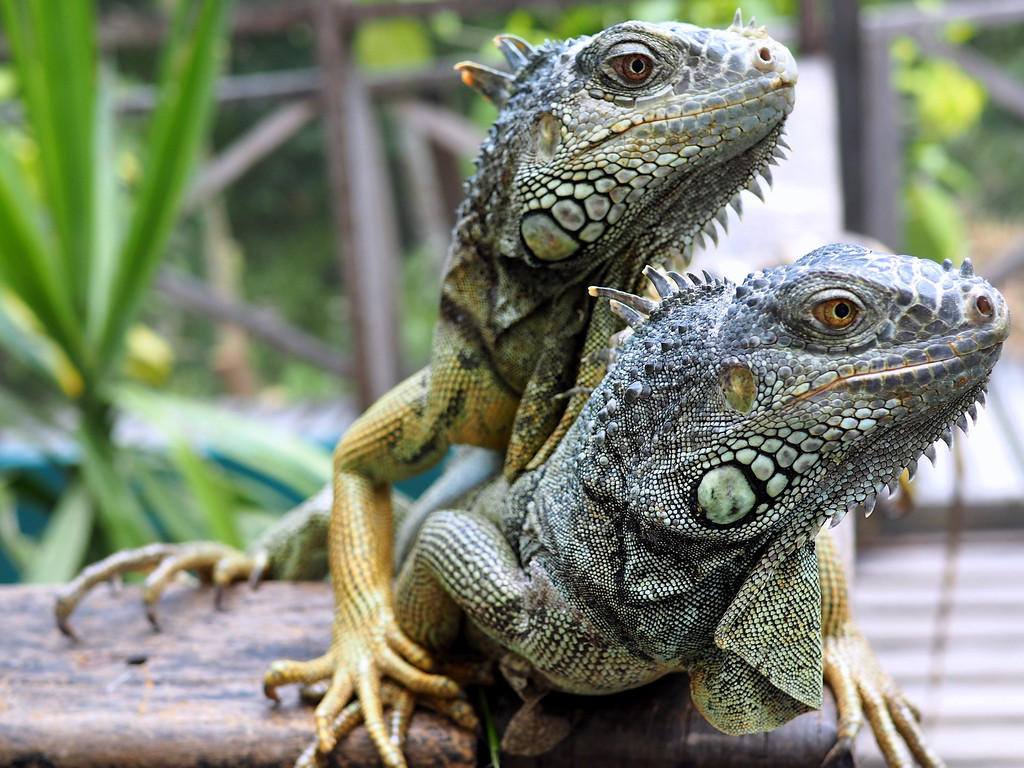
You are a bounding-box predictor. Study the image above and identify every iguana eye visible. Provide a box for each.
[812,297,859,330]
[611,52,655,83]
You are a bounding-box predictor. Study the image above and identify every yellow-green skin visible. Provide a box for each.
[57,17,798,768]
[266,19,798,767]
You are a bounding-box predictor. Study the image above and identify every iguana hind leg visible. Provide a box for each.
[54,472,333,637]
[818,530,946,768]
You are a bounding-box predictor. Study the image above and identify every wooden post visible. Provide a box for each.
[831,0,867,240]
[314,0,402,407]
[858,23,903,251]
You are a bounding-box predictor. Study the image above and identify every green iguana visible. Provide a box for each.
[57,15,797,766]
[395,245,1008,768]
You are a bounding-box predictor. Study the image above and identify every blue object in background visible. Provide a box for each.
[0,439,449,583]
[0,443,71,583]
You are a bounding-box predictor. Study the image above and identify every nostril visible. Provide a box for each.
[975,294,993,318]
[753,46,778,73]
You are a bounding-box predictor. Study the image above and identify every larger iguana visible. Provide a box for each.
[57,15,797,767]
[397,244,1009,768]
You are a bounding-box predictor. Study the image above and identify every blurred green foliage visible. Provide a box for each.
[893,34,987,264]
[946,21,1024,221]
[0,0,1017,582]
[0,0,332,583]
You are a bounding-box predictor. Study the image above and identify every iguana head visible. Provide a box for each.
[590,243,1008,542]
[456,13,796,272]
[581,243,1008,729]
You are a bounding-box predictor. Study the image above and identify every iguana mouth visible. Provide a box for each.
[788,344,1003,406]
[583,80,796,156]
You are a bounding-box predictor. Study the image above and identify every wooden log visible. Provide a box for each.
[0,582,850,767]
[0,583,473,768]
[492,667,850,768]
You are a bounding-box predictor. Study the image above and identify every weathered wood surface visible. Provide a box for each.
[493,672,849,768]
[0,582,848,767]
[0,583,473,768]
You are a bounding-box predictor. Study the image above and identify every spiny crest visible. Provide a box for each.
[454,33,537,108]
[495,33,535,69]
[826,370,984,529]
[940,257,976,277]
[695,133,787,251]
[728,8,764,32]
[588,266,725,330]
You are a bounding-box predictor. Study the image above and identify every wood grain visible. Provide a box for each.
[0,582,849,767]
[0,583,472,767]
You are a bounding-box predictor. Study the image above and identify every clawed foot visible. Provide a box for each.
[55,541,266,638]
[823,624,945,768]
[291,680,479,768]
[264,610,471,767]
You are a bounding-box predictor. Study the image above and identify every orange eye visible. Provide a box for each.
[812,298,858,329]
[613,53,655,83]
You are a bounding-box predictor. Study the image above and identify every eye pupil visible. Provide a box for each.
[811,297,859,330]
[613,52,655,83]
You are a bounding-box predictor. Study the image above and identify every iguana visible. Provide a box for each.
[57,15,798,766]
[395,245,1008,768]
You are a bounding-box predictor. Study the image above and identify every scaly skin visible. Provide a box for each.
[397,245,1009,766]
[57,16,796,767]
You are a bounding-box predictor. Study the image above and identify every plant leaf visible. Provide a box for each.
[113,384,331,498]
[22,482,94,583]
[77,419,157,550]
[86,65,119,347]
[0,478,33,574]
[0,0,96,311]
[95,0,231,374]
[0,131,84,371]
[166,439,242,547]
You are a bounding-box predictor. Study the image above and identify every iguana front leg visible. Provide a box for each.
[817,530,946,768]
[264,364,518,767]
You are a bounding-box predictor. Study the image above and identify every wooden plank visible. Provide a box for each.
[0,582,849,767]
[862,647,1024,679]
[855,583,1024,604]
[494,676,850,768]
[859,723,1024,767]
[0,583,473,768]
[852,532,1024,768]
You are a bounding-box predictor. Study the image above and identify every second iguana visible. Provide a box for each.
[397,244,1009,768]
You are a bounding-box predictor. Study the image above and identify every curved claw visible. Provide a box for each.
[268,609,461,768]
[55,541,253,639]
[824,626,946,768]
[292,678,475,768]
[247,549,271,589]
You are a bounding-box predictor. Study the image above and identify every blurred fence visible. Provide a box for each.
[76,0,1024,406]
